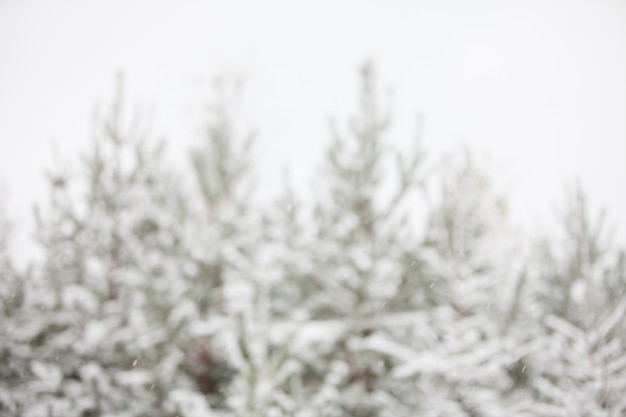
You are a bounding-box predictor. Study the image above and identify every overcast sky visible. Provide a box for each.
[1,0,625,263]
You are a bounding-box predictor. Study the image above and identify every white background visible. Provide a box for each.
[1,0,625,264]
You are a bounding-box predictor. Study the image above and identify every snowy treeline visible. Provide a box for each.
[1,64,625,417]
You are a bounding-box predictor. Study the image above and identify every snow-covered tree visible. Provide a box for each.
[277,61,426,417]
[185,74,255,318]
[532,300,626,417]
[310,62,424,320]
[10,77,217,417]
[529,184,626,416]
[533,183,625,325]
[386,150,538,417]
[0,192,32,415]
[181,74,305,417]
[4,64,626,417]
[0,190,20,319]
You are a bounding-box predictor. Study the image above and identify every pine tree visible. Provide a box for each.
[387,151,534,417]
[311,61,423,319]
[5,63,626,417]
[19,76,206,417]
[184,74,299,417]
[529,183,626,416]
[0,192,31,415]
[533,183,625,325]
[281,61,426,417]
[186,74,255,318]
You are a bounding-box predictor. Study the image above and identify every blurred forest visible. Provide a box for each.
[1,64,625,417]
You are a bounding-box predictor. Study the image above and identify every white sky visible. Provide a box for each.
[1,0,625,264]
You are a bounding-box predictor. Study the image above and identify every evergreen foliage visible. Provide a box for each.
[1,65,624,417]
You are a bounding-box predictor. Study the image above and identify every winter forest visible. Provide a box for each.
[1,63,626,417]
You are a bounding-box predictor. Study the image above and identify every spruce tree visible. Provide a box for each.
[287,61,425,417]
[387,151,531,417]
[529,183,626,416]
[21,77,206,417]
[4,64,626,417]
[0,193,31,415]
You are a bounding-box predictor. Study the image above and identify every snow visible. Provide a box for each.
[1,61,625,417]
